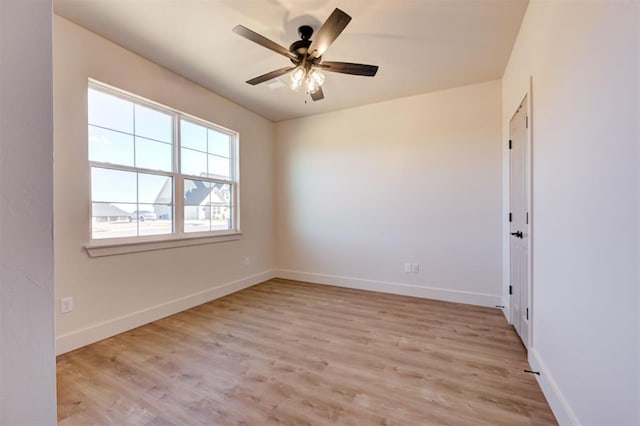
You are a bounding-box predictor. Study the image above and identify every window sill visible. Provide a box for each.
[85,232,242,257]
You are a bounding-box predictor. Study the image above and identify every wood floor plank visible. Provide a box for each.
[57,279,556,425]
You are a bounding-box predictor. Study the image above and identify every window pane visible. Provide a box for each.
[91,168,136,203]
[88,88,133,133]
[211,183,232,231]
[181,120,207,152]
[134,104,172,143]
[184,205,210,233]
[212,207,233,231]
[181,148,207,177]
[184,179,210,233]
[112,203,136,215]
[208,129,230,158]
[138,173,172,204]
[208,155,230,179]
[154,204,173,221]
[184,179,211,206]
[92,202,137,239]
[211,182,231,204]
[88,125,134,166]
[137,204,172,236]
[135,137,172,172]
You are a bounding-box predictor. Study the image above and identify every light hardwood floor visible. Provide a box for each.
[57,278,556,425]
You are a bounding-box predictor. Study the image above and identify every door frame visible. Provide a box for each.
[507,79,534,349]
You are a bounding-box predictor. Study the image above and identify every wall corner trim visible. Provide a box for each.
[276,269,501,307]
[55,269,277,355]
[529,348,579,425]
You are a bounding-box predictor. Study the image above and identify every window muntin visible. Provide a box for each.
[88,82,238,242]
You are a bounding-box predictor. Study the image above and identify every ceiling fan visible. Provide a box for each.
[232,8,379,101]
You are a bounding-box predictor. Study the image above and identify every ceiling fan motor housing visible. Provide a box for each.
[289,39,311,60]
[289,26,317,64]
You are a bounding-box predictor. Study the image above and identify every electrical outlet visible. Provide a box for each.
[60,297,73,314]
[244,256,251,266]
[404,263,412,273]
[411,263,420,273]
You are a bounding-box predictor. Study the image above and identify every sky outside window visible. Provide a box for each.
[88,88,174,206]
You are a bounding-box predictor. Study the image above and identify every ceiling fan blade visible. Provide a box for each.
[319,61,379,77]
[308,8,352,59]
[246,66,296,85]
[310,87,324,101]
[233,25,298,61]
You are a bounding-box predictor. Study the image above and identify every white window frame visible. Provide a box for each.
[86,80,241,257]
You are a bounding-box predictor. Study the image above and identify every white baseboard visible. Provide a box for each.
[276,269,501,307]
[529,348,579,425]
[55,269,276,355]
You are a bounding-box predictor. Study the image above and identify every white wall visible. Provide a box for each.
[50,3,640,424]
[0,1,57,424]
[502,1,639,424]
[275,80,503,307]
[54,17,276,354]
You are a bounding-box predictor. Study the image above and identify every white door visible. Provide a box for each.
[509,97,530,348]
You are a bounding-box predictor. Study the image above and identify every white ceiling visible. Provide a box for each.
[54,0,528,122]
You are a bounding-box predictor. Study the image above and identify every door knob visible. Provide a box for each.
[511,231,523,238]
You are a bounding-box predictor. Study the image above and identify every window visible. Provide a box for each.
[88,81,238,242]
